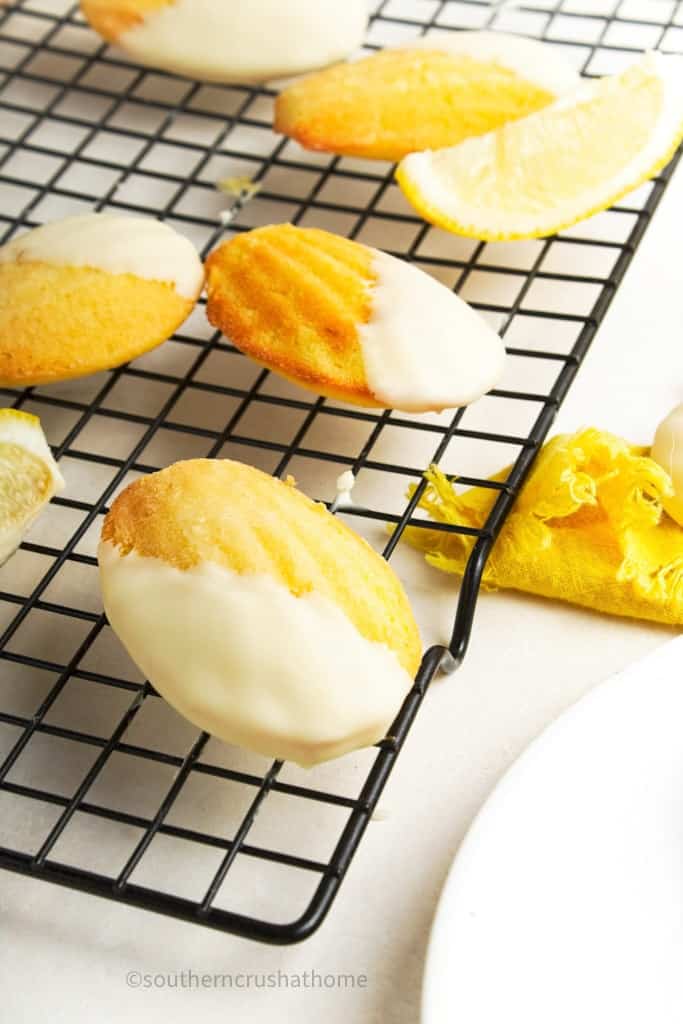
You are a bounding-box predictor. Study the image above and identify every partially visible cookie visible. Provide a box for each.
[651,404,683,527]
[0,408,64,566]
[275,31,580,161]
[81,0,368,83]
[205,224,505,413]
[0,214,204,386]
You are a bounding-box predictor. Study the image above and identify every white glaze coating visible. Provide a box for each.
[334,470,356,508]
[404,30,580,96]
[119,0,368,84]
[651,403,683,527]
[0,214,204,300]
[97,543,412,767]
[358,250,505,413]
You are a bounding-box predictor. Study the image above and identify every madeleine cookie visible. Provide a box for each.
[275,31,580,161]
[81,0,368,83]
[98,459,421,766]
[0,409,64,565]
[205,224,505,413]
[0,214,204,387]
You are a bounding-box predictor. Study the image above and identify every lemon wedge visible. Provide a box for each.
[0,409,64,565]
[397,52,683,241]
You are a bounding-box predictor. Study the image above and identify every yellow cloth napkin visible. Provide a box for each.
[403,427,683,626]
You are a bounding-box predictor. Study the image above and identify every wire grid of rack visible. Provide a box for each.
[0,0,681,945]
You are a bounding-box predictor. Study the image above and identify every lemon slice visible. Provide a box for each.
[397,52,683,241]
[0,409,64,565]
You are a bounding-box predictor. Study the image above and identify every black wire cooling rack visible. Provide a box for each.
[0,0,681,945]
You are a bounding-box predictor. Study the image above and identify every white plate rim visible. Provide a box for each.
[420,635,682,1024]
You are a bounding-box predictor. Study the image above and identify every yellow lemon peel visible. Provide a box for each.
[402,428,683,626]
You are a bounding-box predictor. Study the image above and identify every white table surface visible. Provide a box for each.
[2,166,683,1024]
